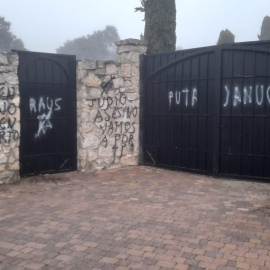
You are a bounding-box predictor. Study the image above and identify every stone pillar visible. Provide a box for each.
[115,39,147,166]
[116,39,148,66]
[0,52,20,183]
[77,39,147,172]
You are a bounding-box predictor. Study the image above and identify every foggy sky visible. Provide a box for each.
[0,0,269,53]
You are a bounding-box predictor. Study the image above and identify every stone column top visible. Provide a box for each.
[115,39,148,47]
[116,39,148,55]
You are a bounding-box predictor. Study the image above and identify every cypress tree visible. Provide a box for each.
[217,29,235,45]
[258,16,270,41]
[136,0,176,54]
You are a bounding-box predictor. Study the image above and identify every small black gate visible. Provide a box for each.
[17,51,77,176]
[140,41,270,181]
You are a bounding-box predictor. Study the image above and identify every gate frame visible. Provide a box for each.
[140,41,270,182]
[15,50,77,176]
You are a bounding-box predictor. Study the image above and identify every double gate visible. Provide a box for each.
[17,51,77,176]
[140,41,270,180]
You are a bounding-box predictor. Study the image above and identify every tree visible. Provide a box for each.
[258,16,270,41]
[135,0,176,54]
[217,29,235,45]
[0,16,26,51]
[56,26,120,60]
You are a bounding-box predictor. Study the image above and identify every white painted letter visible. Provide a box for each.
[29,98,36,113]
[38,97,46,112]
[233,87,241,107]
[169,91,173,109]
[243,86,252,105]
[176,91,181,105]
[192,88,198,107]
[223,85,230,107]
[182,89,189,107]
[267,86,270,105]
[55,98,62,111]
[46,97,53,111]
[256,85,264,106]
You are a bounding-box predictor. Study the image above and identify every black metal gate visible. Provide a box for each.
[17,51,77,176]
[140,41,270,180]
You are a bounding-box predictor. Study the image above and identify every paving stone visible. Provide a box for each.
[0,167,269,270]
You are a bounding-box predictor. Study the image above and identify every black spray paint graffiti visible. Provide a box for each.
[101,76,115,95]
[87,82,137,161]
[0,86,19,144]
[87,92,127,110]
[29,97,62,138]
[0,85,16,100]
[99,121,136,136]
[112,134,134,162]
[94,107,138,123]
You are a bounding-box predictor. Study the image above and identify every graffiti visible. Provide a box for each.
[30,97,62,114]
[168,88,198,109]
[94,107,138,123]
[168,85,270,109]
[223,85,270,107]
[99,121,136,135]
[0,86,19,144]
[35,110,53,138]
[0,85,16,100]
[0,102,17,115]
[101,135,108,148]
[87,93,128,109]
[86,82,137,161]
[0,110,19,143]
[112,134,134,163]
[101,76,115,95]
[29,97,62,138]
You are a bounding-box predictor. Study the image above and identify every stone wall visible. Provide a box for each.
[77,39,147,172]
[0,52,20,183]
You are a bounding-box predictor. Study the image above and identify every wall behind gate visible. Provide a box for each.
[0,52,20,183]
[77,39,147,172]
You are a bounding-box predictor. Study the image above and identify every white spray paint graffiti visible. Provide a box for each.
[29,97,62,138]
[233,87,241,107]
[256,85,264,106]
[36,109,53,138]
[223,85,270,107]
[168,85,270,110]
[168,88,198,109]
[243,86,252,105]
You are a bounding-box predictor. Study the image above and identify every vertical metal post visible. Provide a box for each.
[212,47,222,175]
[70,56,77,170]
[139,54,146,166]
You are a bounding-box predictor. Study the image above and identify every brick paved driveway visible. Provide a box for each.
[0,166,270,270]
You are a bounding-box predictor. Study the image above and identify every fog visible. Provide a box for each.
[0,0,269,53]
